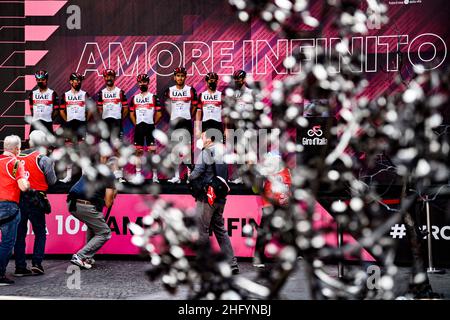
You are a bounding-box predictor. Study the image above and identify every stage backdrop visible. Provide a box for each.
[23,194,376,261]
[0,1,449,265]
[0,0,449,141]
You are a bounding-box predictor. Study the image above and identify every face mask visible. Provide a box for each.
[234,81,243,89]
[73,84,81,91]
[37,82,46,89]
[140,85,148,92]
[208,82,217,91]
[106,80,114,87]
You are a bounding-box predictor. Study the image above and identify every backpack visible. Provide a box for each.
[188,176,208,201]
[205,160,230,206]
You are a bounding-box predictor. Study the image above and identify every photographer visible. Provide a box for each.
[67,157,117,269]
[188,130,239,275]
[0,135,30,286]
[14,130,56,276]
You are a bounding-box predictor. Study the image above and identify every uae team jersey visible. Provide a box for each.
[97,87,127,120]
[235,85,254,111]
[129,92,161,125]
[60,89,89,122]
[198,90,223,122]
[164,85,197,121]
[28,88,58,122]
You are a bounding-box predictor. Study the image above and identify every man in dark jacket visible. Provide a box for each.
[188,130,239,274]
[67,157,117,269]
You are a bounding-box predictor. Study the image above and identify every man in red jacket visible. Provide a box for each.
[253,151,292,268]
[13,130,57,276]
[0,135,30,285]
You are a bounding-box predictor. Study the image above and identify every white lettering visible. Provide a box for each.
[74,35,448,76]
[408,33,447,70]
[183,41,212,76]
[149,41,182,76]
[109,42,147,76]
[76,42,107,77]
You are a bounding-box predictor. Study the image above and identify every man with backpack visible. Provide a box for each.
[14,130,57,276]
[66,157,117,269]
[188,130,239,275]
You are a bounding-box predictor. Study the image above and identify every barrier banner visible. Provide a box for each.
[25,194,263,256]
[16,193,450,265]
[23,194,375,260]
[0,0,448,139]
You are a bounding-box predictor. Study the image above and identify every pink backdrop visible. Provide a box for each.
[21,194,374,261]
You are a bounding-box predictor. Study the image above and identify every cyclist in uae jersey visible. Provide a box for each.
[163,67,198,183]
[195,72,225,142]
[227,70,256,184]
[28,70,59,135]
[60,72,91,141]
[59,72,92,183]
[129,73,162,184]
[96,69,128,141]
[96,69,128,182]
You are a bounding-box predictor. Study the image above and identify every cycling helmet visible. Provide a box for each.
[35,70,48,79]
[233,69,246,79]
[102,69,116,77]
[205,72,218,81]
[173,67,187,75]
[70,72,84,81]
[137,73,150,82]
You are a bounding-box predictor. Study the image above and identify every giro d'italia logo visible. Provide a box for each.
[307,125,323,137]
[302,125,328,146]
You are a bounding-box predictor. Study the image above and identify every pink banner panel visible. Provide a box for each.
[24,25,58,41]
[25,1,67,17]
[25,50,48,66]
[22,194,374,261]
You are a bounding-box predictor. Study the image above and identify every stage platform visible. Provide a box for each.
[20,179,448,266]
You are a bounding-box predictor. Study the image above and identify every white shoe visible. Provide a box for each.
[152,170,159,183]
[229,177,243,184]
[118,177,127,183]
[252,257,265,268]
[59,176,72,183]
[70,254,92,270]
[129,174,144,185]
[168,176,181,184]
[186,168,191,184]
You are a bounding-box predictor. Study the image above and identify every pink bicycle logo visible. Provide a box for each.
[307,125,323,137]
